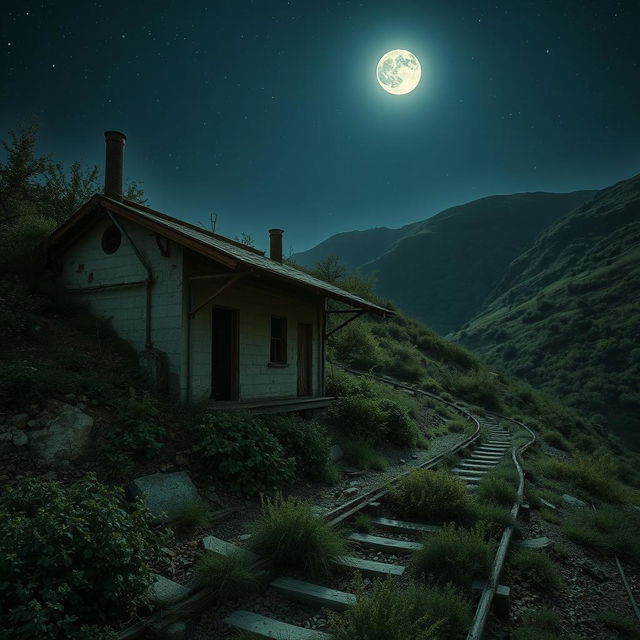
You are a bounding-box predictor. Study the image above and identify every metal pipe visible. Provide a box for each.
[66,280,147,293]
[106,211,154,348]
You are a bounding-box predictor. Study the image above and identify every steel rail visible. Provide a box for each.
[466,415,536,640]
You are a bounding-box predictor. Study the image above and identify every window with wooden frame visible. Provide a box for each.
[270,316,287,364]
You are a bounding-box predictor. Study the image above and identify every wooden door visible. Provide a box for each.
[297,323,313,397]
[211,307,239,400]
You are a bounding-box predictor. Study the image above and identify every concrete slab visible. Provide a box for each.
[147,574,190,608]
[348,532,422,554]
[129,471,201,522]
[335,555,405,577]
[225,610,330,639]
[202,535,258,563]
[271,577,355,610]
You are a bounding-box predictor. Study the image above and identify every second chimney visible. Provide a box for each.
[104,130,127,201]
[269,228,284,263]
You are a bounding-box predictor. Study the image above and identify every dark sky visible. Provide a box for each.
[2,1,639,254]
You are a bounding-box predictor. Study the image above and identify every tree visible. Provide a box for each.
[0,124,49,224]
[313,255,346,284]
[41,160,100,222]
[234,231,255,247]
[124,180,147,205]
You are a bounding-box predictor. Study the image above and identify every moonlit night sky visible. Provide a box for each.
[2,1,639,253]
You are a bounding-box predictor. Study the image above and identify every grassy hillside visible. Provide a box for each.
[453,173,640,449]
[363,191,595,334]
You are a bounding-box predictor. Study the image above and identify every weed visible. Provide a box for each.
[389,469,468,521]
[466,500,517,537]
[340,440,388,471]
[194,552,258,600]
[249,496,346,577]
[328,577,443,640]
[513,608,562,640]
[543,429,571,451]
[447,419,466,434]
[353,514,372,533]
[540,508,562,525]
[475,477,517,508]
[412,525,493,589]
[416,436,429,449]
[511,549,562,592]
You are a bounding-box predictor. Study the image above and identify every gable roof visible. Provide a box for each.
[47,194,393,316]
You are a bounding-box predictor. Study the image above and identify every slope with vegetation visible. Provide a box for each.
[453,173,640,449]
[294,190,594,333]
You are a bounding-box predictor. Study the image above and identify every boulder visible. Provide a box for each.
[11,430,28,447]
[562,493,587,508]
[29,405,93,465]
[129,471,201,522]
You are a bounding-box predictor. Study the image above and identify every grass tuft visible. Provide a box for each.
[340,440,388,471]
[475,476,517,508]
[352,514,372,533]
[389,469,468,521]
[171,498,210,531]
[510,549,562,592]
[249,495,347,577]
[595,612,640,639]
[412,524,492,589]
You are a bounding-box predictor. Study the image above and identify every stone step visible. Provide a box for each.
[469,453,505,462]
[224,610,330,640]
[271,577,355,611]
[371,517,441,535]
[335,555,405,577]
[348,532,422,554]
[477,445,510,451]
[202,535,257,563]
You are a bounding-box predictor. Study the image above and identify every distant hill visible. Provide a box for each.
[453,173,640,449]
[293,224,419,271]
[296,190,595,334]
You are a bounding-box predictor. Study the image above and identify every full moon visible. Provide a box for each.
[376,49,421,95]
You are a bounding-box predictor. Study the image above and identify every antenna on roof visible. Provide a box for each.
[210,212,218,233]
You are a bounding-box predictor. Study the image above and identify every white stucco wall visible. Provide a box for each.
[188,280,323,403]
[61,216,184,393]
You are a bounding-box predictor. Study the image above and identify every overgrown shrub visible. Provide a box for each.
[543,429,571,451]
[389,469,468,521]
[412,525,493,589]
[594,612,640,639]
[0,475,160,639]
[475,476,517,508]
[378,398,419,446]
[172,498,210,531]
[327,394,387,442]
[511,550,562,592]
[191,411,295,496]
[447,419,466,434]
[329,577,442,640]
[249,496,346,576]
[513,609,562,640]
[195,552,259,601]
[260,414,331,481]
[466,500,517,537]
[329,321,384,371]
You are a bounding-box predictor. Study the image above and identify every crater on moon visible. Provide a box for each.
[377,49,421,95]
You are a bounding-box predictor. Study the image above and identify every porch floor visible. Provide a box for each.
[207,396,335,414]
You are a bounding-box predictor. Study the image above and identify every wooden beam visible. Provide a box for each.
[324,310,364,338]
[190,273,245,317]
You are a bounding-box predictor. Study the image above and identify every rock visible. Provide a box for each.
[128,471,201,522]
[26,419,40,429]
[64,393,77,402]
[539,498,557,510]
[29,407,93,465]
[344,487,358,496]
[329,444,343,461]
[411,454,419,460]
[147,574,190,608]
[11,430,28,447]
[238,533,251,542]
[399,458,406,464]
[562,494,587,508]
[10,414,29,429]
[205,486,223,505]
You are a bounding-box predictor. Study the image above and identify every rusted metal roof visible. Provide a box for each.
[49,195,392,316]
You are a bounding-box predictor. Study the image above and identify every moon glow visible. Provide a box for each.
[376,49,421,95]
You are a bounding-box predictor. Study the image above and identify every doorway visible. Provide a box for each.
[297,323,313,397]
[211,307,239,401]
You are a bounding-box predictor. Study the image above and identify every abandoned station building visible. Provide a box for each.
[46,132,391,409]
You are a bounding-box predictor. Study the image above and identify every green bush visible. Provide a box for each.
[329,321,384,371]
[379,398,419,446]
[329,577,442,640]
[475,476,517,508]
[0,276,42,351]
[249,496,346,577]
[195,552,259,600]
[261,414,331,481]
[466,500,517,537]
[327,395,387,442]
[543,429,571,451]
[172,498,210,531]
[513,609,562,640]
[447,419,466,434]
[412,525,493,589]
[389,469,468,521]
[109,389,165,460]
[353,514,372,533]
[340,439,388,471]
[0,475,160,639]
[191,411,295,496]
[511,550,562,592]
[595,612,640,639]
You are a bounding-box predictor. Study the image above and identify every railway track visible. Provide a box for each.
[118,369,534,640]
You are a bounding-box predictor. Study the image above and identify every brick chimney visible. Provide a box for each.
[269,228,284,263]
[104,131,126,201]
